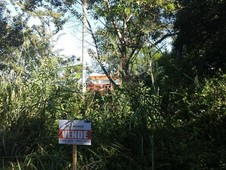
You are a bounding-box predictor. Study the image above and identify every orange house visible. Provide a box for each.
[87,73,119,92]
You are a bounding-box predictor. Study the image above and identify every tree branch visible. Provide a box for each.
[86,20,117,87]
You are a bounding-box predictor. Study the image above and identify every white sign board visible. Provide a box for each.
[58,120,91,145]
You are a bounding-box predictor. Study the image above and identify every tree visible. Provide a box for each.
[174,0,226,78]
[86,0,177,86]
[0,0,69,74]
[0,1,24,64]
[0,2,85,169]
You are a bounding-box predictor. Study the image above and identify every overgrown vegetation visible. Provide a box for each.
[0,0,225,169]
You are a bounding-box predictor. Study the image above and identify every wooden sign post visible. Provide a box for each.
[58,120,91,170]
[73,145,77,170]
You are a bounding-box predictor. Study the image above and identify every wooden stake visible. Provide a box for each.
[73,145,77,170]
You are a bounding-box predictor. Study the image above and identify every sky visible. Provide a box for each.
[53,20,91,63]
[49,10,94,66]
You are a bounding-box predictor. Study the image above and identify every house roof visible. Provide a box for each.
[89,73,106,77]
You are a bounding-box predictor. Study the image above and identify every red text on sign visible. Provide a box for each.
[58,130,91,140]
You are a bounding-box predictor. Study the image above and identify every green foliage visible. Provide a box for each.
[87,0,176,84]
[174,0,226,77]
[78,83,160,169]
[0,53,66,167]
[0,4,24,57]
[1,0,226,169]
[152,49,226,169]
[0,4,82,168]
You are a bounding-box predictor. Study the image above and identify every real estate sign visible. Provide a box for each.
[58,120,91,145]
